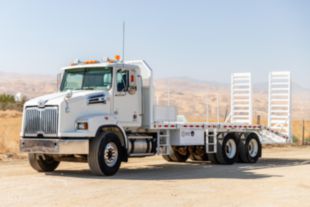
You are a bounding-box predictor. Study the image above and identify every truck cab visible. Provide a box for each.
[59,61,143,128]
[21,58,157,175]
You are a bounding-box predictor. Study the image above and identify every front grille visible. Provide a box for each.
[24,106,58,137]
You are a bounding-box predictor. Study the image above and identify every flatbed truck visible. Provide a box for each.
[20,58,289,175]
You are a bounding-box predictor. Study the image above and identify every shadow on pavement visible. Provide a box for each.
[45,157,310,180]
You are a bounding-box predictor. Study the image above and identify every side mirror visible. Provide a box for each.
[56,73,63,91]
[128,69,137,95]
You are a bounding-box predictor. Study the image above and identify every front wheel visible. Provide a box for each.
[28,153,60,172]
[88,132,123,176]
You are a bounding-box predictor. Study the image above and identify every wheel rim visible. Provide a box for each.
[225,139,237,159]
[104,142,118,167]
[248,138,258,157]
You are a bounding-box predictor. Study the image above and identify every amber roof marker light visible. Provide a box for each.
[83,60,99,64]
[115,55,121,61]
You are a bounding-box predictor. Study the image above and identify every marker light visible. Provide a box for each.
[76,122,88,130]
[115,55,121,61]
[84,60,99,64]
[130,74,135,82]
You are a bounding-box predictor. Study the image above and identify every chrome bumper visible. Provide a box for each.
[20,138,89,154]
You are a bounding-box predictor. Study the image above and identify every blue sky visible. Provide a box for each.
[0,1,309,88]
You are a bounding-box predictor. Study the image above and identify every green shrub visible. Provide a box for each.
[0,94,27,111]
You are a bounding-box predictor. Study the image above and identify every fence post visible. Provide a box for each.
[257,115,261,125]
[302,120,305,145]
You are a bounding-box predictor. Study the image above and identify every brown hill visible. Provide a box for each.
[0,72,56,98]
[0,72,309,120]
[155,78,310,121]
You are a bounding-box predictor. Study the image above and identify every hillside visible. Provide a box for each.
[0,72,309,120]
[155,78,310,121]
[0,72,56,98]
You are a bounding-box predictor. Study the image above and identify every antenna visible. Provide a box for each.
[122,21,125,64]
[206,95,209,122]
[216,94,220,124]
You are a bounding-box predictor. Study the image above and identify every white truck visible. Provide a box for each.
[20,58,289,176]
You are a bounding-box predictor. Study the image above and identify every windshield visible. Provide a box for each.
[60,67,113,91]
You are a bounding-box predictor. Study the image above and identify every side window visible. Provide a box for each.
[116,70,129,92]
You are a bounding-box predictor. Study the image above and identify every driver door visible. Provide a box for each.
[113,68,141,127]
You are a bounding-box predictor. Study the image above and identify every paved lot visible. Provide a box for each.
[0,146,310,207]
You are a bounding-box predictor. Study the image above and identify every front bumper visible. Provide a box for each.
[20,138,89,154]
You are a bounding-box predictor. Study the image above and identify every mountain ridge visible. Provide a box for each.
[0,72,308,120]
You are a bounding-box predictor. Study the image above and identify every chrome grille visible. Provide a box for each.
[24,107,58,137]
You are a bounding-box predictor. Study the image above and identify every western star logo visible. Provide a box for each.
[38,99,48,108]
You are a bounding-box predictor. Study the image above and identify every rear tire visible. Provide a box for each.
[162,155,173,162]
[215,134,237,164]
[162,146,189,162]
[238,134,261,163]
[189,146,208,161]
[208,153,219,164]
[88,132,123,176]
[28,153,60,172]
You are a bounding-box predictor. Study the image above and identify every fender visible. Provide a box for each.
[75,113,128,148]
[95,124,128,149]
[95,124,128,162]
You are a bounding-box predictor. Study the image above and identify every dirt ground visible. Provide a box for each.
[0,146,309,207]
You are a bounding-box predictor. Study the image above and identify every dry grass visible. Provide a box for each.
[0,111,22,153]
[0,110,309,154]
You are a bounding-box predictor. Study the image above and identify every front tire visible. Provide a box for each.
[88,132,123,176]
[28,153,60,172]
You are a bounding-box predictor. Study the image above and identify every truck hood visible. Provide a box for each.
[25,90,109,107]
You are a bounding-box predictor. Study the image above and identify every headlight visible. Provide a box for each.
[76,122,88,130]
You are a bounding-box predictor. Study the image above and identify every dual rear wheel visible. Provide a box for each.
[208,134,237,164]
[238,134,261,163]
[163,133,261,165]
[189,146,208,161]
[162,146,189,162]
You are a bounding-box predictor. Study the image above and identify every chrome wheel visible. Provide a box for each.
[225,139,237,159]
[104,142,118,167]
[248,138,258,157]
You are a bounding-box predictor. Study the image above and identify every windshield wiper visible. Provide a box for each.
[83,87,95,90]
